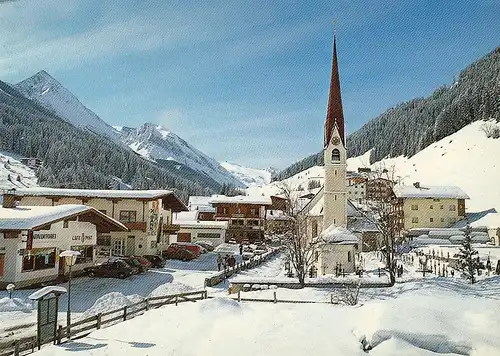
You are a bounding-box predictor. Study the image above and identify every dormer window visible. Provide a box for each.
[331,149,340,162]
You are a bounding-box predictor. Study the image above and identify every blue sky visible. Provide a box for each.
[1,0,499,169]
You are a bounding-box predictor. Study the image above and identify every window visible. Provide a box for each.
[63,220,69,228]
[250,208,256,215]
[22,248,56,272]
[119,210,136,223]
[411,205,418,211]
[237,207,241,214]
[198,233,221,239]
[440,205,444,209]
[412,217,419,223]
[70,246,94,264]
[97,235,111,246]
[4,231,18,239]
[312,221,318,238]
[315,251,319,262]
[441,218,445,222]
[449,205,456,211]
[430,205,433,210]
[111,239,124,255]
[150,241,157,249]
[334,195,337,200]
[347,251,352,262]
[334,170,337,175]
[331,149,340,162]
[218,207,227,214]
[247,220,259,226]
[430,218,434,222]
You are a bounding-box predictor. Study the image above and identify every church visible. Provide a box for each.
[299,34,359,275]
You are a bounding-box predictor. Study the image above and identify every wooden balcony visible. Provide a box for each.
[122,222,147,232]
[163,224,181,233]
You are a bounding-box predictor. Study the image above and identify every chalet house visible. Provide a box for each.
[2,188,187,257]
[187,196,216,221]
[366,177,395,201]
[209,195,272,242]
[392,183,469,232]
[0,203,127,288]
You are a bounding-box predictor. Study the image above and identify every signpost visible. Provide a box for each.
[29,286,67,350]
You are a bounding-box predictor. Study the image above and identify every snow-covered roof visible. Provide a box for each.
[28,286,67,300]
[266,209,293,221]
[209,195,272,205]
[177,220,228,229]
[173,211,198,224]
[452,209,500,230]
[0,205,127,231]
[348,217,379,233]
[7,187,175,199]
[188,196,212,208]
[393,184,469,199]
[410,238,453,247]
[320,225,359,245]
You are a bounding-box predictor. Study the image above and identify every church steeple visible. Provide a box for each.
[324,32,345,148]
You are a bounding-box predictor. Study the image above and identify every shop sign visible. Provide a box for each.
[32,232,57,248]
[71,233,96,246]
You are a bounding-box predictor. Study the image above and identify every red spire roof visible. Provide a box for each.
[324,33,345,148]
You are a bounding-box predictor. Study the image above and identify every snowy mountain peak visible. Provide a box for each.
[117,123,245,188]
[220,161,272,187]
[14,71,119,142]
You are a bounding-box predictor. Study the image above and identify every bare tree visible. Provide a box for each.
[364,164,403,286]
[276,181,321,287]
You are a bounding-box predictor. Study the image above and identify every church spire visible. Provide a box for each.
[324,31,345,148]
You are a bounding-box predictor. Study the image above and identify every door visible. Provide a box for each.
[126,236,135,256]
[177,233,191,242]
[111,239,124,256]
[0,254,4,277]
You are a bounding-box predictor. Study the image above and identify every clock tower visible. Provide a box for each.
[322,33,347,231]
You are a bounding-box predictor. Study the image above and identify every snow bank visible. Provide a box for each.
[0,297,33,313]
[80,292,143,319]
[148,282,194,298]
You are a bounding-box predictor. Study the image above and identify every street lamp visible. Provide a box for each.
[6,284,15,299]
[59,250,80,340]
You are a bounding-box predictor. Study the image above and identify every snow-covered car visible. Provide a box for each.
[242,252,254,261]
[254,246,267,255]
[228,238,237,244]
[194,241,215,252]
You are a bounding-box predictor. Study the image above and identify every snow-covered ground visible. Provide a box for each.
[29,274,500,356]
[347,120,500,213]
[0,151,38,192]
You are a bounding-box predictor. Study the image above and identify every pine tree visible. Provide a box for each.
[457,223,479,284]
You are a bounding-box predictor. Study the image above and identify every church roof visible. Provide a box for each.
[320,225,359,245]
[324,33,345,147]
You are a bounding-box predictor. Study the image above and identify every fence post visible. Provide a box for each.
[14,340,20,356]
[57,325,63,345]
[145,298,150,311]
[96,313,102,329]
[273,291,277,304]
[175,296,178,306]
[204,291,208,299]
[123,306,128,321]
[238,290,241,302]
[331,294,334,304]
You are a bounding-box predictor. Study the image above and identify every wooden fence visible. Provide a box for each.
[0,290,207,356]
[204,248,281,287]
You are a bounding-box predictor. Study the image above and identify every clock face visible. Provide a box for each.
[331,136,340,145]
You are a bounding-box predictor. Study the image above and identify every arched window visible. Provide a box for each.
[331,149,341,162]
[312,220,318,238]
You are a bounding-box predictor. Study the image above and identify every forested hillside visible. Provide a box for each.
[0,80,217,202]
[274,46,500,181]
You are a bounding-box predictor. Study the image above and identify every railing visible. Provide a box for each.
[0,290,208,356]
[204,248,281,287]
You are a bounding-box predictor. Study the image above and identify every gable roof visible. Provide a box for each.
[0,205,128,232]
[392,184,469,199]
[320,225,359,245]
[4,188,187,212]
[209,195,272,205]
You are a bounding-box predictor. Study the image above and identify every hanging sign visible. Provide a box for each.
[26,230,33,250]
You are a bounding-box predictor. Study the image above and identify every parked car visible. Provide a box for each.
[195,241,215,252]
[242,252,254,261]
[143,254,166,268]
[109,256,143,274]
[84,260,133,279]
[170,242,202,257]
[162,246,197,261]
[132,255,153,271]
